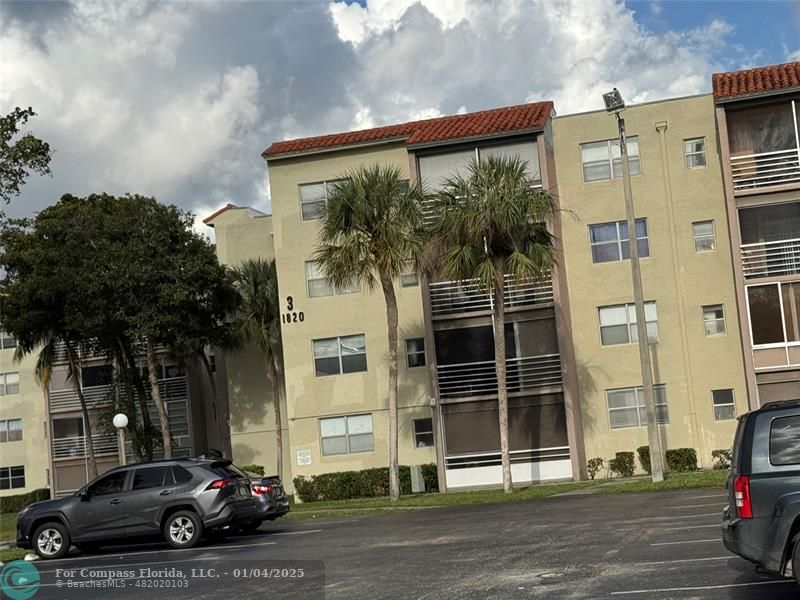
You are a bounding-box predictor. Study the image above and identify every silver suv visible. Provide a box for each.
[16,457,258,559]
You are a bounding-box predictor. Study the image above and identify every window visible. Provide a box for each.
[581,136,640,182]
[132,466,169,490]
[703,305,726,336]
[0,466,25,490]
[400,264,419,288]
[589,219,649,263]
[172,465,194,485]
[598,302,658,345]
[81,365,112,388]
[413,418,434,448]
[406,338,426,368]
[0,372,19,395]
[319,414,374,455]
[770,415,800,465]
[0,419,22,443]
[692,220,716,252]
[88,470,127,496]
[0,330,16,349]
[747,282,800,346]
[712,389,735,421]
[684,138,707,168]
[313,335,367,376]
[299,180,343,221]
[607,385,668,429]
[305,261,359,298]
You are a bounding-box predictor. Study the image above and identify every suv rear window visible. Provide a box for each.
[172,465,194,484]
[770,415,800,465]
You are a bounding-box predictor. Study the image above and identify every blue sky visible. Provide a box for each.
[1,0,798,225]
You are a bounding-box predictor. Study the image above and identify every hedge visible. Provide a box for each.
[0,488,50,513]
[294,464,438,502]
[637,446,651,475]
[665,448,698,472]
[586,457,604,480]
[240,464,265,476]
[711,449,732,470]
[608,452,635,478]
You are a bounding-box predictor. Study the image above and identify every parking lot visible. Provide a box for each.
[18,487,798,599]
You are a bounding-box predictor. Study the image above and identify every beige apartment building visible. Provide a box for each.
[0,332,49,496]
[712,61,800,406]
[554,94,748,467]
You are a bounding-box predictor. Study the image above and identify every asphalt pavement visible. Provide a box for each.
[14,488,799,599]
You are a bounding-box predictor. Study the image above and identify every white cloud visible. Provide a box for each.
[787,48,800,62]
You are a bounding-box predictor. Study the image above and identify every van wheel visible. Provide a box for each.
[33,522,70,559]
[163,510,203,549]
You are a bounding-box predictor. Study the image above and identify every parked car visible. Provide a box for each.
[16,457,258,559]
[722,400,800,584]
[237,471,290,532]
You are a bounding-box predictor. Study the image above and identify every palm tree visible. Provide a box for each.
[15,334,98,479]
[315,164,426,501]
[426,155,556,493]
[231,258,285,480]
[145,337,171,458]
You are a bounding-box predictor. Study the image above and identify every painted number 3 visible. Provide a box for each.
[282,296,304,324]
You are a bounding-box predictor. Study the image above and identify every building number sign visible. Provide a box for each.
[281,296,305,324]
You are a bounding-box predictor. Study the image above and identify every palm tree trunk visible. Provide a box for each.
[380,273,401,501]
[268,353,284,480]
[146,338,171,459]
[493,263,513,493]
[120,342,153,461]
[66,343,98,479]
[199,350,231,458]
[113,352,142,463]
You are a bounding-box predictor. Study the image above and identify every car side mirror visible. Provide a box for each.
[80,488,90,501]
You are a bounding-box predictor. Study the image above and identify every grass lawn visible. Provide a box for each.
[593,469,727,495]
[0,512,16,543]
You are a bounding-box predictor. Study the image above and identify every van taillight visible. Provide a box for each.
[734,475,752,519]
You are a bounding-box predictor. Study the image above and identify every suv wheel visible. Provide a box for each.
[164,511,203,549]
[33,522,70,560]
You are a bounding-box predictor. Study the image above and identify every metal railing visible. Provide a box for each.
[52,433,118,459]
[48,377,188,413]
[731,147,800,192]
[437,354,562,399]
[741,237,800,278]
[430,274,553,317]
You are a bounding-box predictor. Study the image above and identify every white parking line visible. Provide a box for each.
[37,540,278,564]
[660,524,720,531]
[634,555,732,566]
[665,503,723,509]
[687,494,726,500]
[610,579,791,595]
[651,538,719,546]
[272,529,323,536]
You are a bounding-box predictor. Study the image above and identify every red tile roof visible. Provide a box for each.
[712,61,800,101]
[263,101,554,158]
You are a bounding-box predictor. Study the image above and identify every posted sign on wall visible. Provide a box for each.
[296,449,312,466]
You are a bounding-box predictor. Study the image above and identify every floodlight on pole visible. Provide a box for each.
[113,413,128,466]
[603,88,665,483]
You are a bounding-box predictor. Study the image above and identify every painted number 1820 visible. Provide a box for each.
[282,296,305,324]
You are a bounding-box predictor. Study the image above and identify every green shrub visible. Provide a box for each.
[293,464,439,502]
[637,446,651,475]
[0,488,50,513]
[586,457,604,480]
[240,464,265,476]
[711,449,732,470]
[666,448,698,473]
[608,452,635,478]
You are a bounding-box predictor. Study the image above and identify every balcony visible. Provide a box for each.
[430,274,553,318]
[49,377,188,413]
[741,237,800,279]
[52,433,118,459]
[731,148,800,192]
[437,354,562,399]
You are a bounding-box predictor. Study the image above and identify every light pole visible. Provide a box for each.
[603,88,665,483]
[113,413,128,466]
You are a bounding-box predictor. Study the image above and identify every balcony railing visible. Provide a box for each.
[52,433,118,459]
[437,354,562,399]
[48,377,188,413]
[430,274,553,317]
[731,148,800,192]
[741,237,800,279]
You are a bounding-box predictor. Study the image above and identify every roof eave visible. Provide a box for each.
[263,136,410,161]
[714,85,800,105]
[406,126,546,151]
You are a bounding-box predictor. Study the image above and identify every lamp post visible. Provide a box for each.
[113,413,128,466]
[603,88,665,483]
